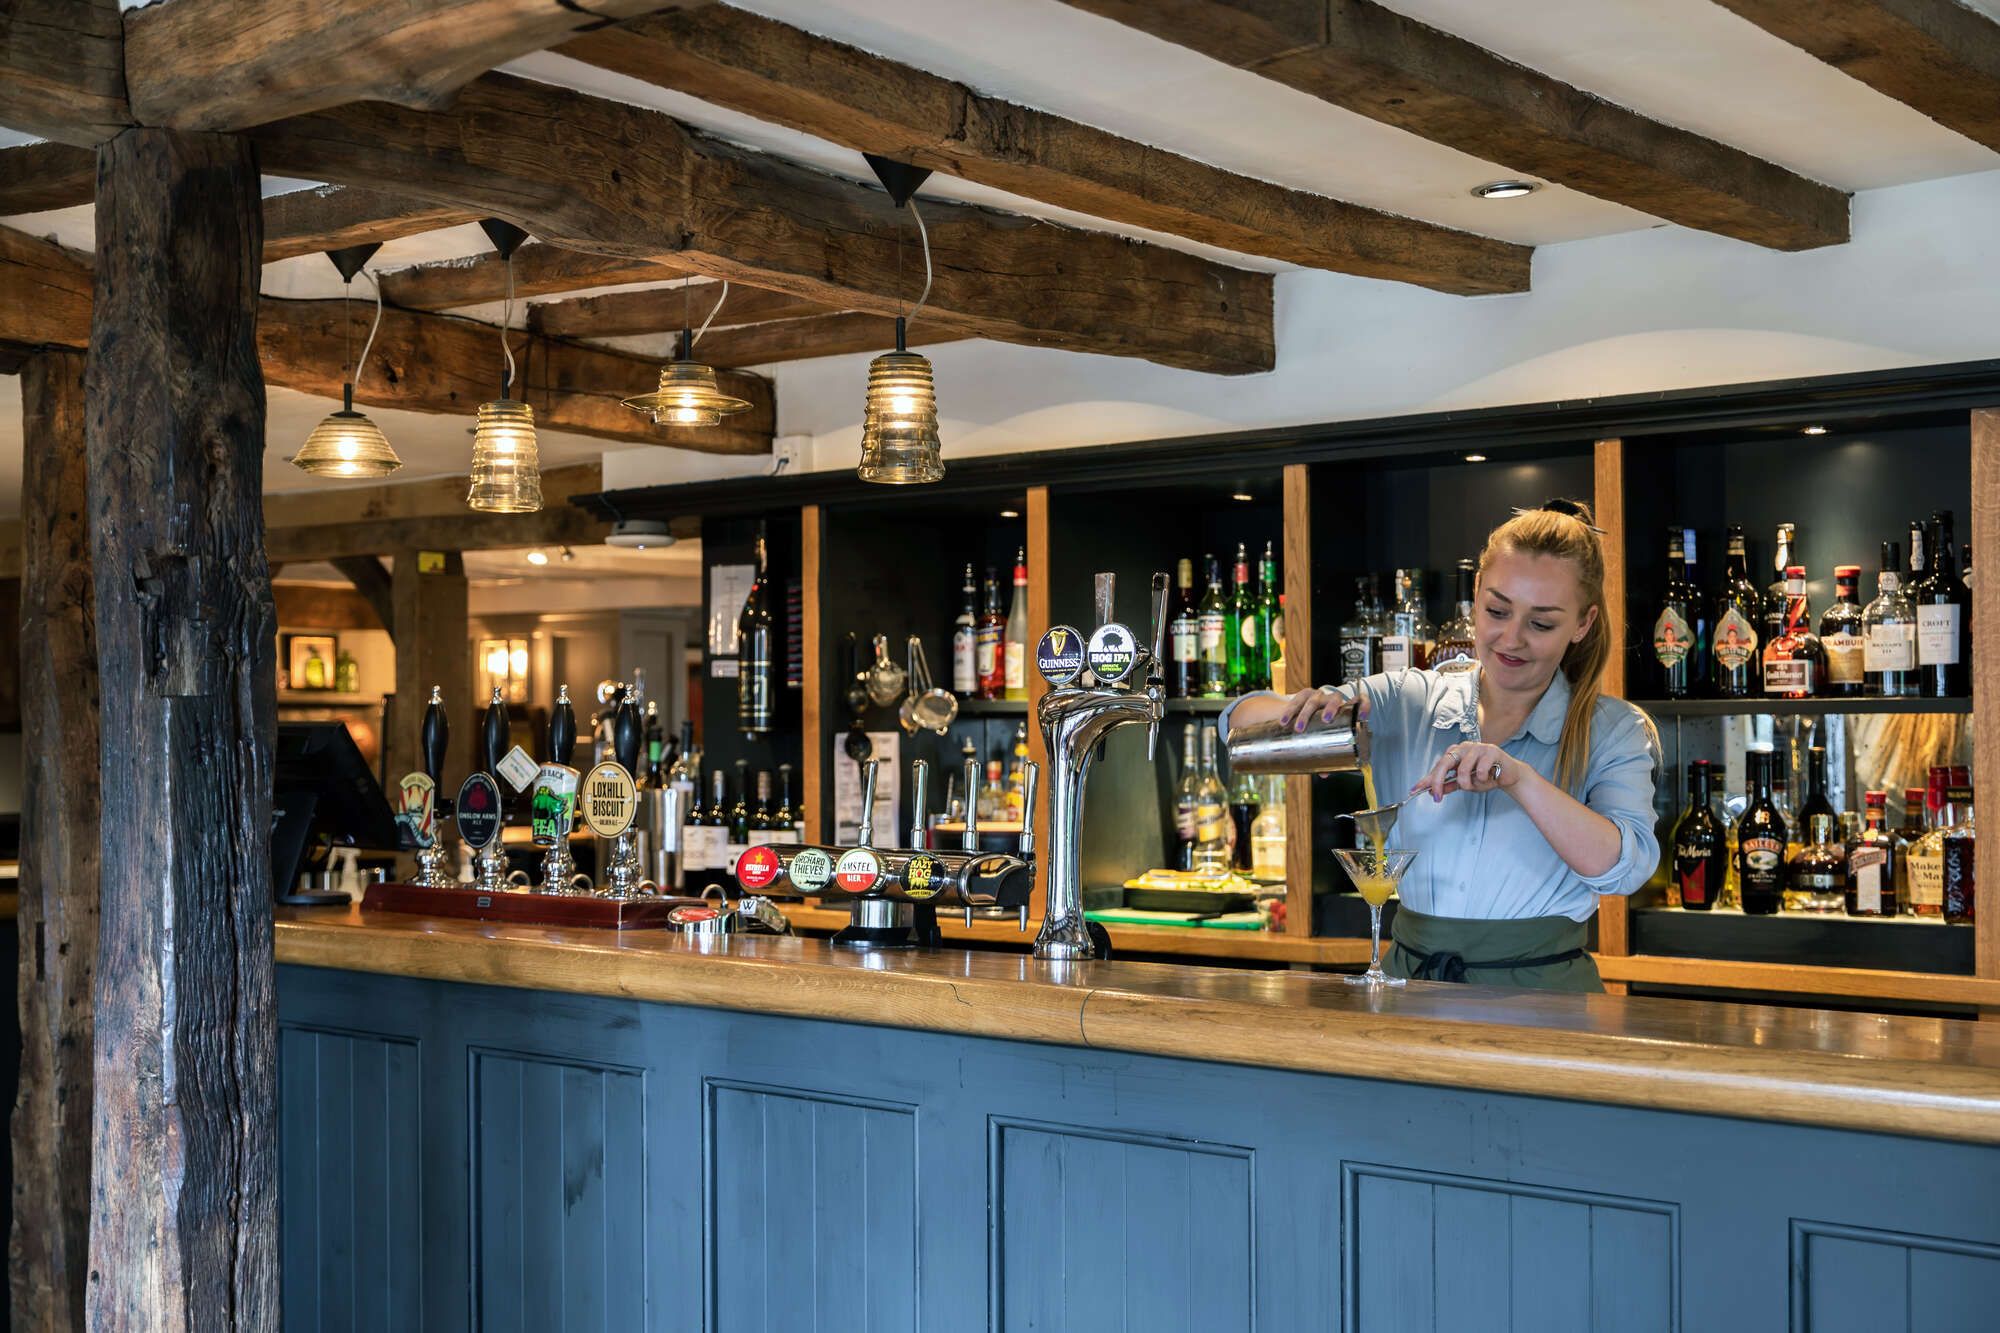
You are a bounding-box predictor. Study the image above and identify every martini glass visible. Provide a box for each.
[1331,847,1418,986]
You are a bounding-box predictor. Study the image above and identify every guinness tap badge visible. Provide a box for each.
[454,773,503,851]
[529,763,580,848]
[1036,624,1086,686]
[582,761,639,838]
[395,772,437,849]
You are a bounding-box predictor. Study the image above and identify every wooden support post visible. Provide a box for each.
[330,555,393,634]
[11,349,99,1331]
[1282,463,1315,937]
[1026,486,1053,922]
[1593,438,1631,989]
[84,130,279,1326]
[389,547,470,788]
[800,506,823,842]
[1970,409,2000,1004]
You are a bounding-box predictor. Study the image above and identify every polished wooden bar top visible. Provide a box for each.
[275,906,2000,1145]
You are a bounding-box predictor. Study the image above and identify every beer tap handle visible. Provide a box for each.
[421,685,448,785]
[858,759,880,847]
[1093,571,1115,631]
[961,756,980,852]
[613,691,641,774]
[481,687,508,775]
[1019,761,1040,858]
[1147,571,1170,681]
[549,684,576,768]
[910,759,929,849]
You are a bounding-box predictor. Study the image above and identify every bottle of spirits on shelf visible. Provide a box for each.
[976,567,1005,700]
[1652,527,1698,698]
[1713,525,1762,697]
[978,760,1009,824]
[1191,723,1231,874]
[1773,758,1802,874]
[1907,765,1951,918]
[1737,748,1787,915]
[1339,576,1379,685]
[1229,765,1261,873]
[726,761,751,879]
[1894,785,1926,908]
[952,563,978,694]
[1863,541,1918,697]
[1848,791,1898,917]
[1170,557,1198,698]
[1819,565,1866,698]
[1253,542,1280,692]
[1762,565,1823,699]
[1198,554,1230,698]
[690,767,728,888]
[1250,776,1286,883]
[1434,560,1478,666]
[1944,767,1976,925]
[737,530,775,735]
[1175,725,1200,870]
[1762,522,1797,650]
[747,770,773,846]
[1226,543,1254,693]
[1004,548,1030,701]
[1679,527,1712,696]
[1917,510,1969,698]
[1672,759,1726,911]
[774,763,800,845]
[1789,746,1845,913]
[1383,568,1435,675]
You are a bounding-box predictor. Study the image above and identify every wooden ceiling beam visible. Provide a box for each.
[266,506,610,565]
[698,312,973,369]
[1059,0,1849,251]
[247,72,1274,373]
[0,0,130,146]
[560,6,1528,295]
[260,185,479,261]
[381,243,689,311]
[263,461,604,529]
[120,0,714,132]
[528,283,839,339]
[1713,0,2000,153]
[0,140,95,213]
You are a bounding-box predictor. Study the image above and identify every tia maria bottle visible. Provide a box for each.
[1672,759,1726,910]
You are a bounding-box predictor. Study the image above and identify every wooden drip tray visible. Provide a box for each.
[361,881,705,930]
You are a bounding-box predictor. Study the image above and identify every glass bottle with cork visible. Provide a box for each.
[1847,790,1898,917]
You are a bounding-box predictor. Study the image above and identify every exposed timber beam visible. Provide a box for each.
[261,185,479,261]
[121,0,713,132]
[248,73,1275,373]
[0,223,774,452]
[1713,0,2000,153]
[329,555,394,632]
[529,282,838,339]
[268,506,609,565]
[263,461,606,530]
[699,312,973,369]
[0,0,130,145]
[1057,0,1848,251]
[0,140,95,213]
[382,243,688,311]
[560,6,1529,295]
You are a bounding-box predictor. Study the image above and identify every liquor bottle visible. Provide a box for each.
[1894,785,1927,909]
[1848,791,1898,917]
[952,563,978,694]
[1652,527,1698,698]
[1943,766,1975,924]
[644,701,665,784]
[978,760,1009,824]
[1737,747,1787,915]
[1789,746,1844,913]
[1229,765,1261,873]
[1712,525,1762,697]
[692,768,729,886]
[1382,568,1434,674]
[726,761,751,879]
[1761,565,1822,699]
[1672,760,1726,910]
[1174,725,1200,869]
[773,763,798,845]
[1433,560,1478,666]
[668,721,697,861]
[1864,541,1919,696]
[1917,510,1969,698]
[1366,574,1391,665]
[1252,542,1280,692]
[1818,565,1866,698]
[737,530,775,735]
[1339,576,1373,684]
[1679,527,1712,695]
[1762,522,1797,650]
[1004,547,1030,701]
[1197,555,1230,698]
[976,568,1005,700]
[1190,723,1231,874]
[1226,543,1253,693]
[1907,765,1950,918]
[1169,557,1198,698]
[747,769,773,846]
[1250,776,1286,882]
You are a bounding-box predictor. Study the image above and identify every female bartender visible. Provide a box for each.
[1225,500,1659,991]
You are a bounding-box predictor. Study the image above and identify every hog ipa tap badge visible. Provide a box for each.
[1085,622,1139,686]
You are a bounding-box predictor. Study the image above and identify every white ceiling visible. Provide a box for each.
[7,0,2000,521]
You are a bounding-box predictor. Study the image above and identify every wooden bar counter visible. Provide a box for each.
[275,906,2000,1329]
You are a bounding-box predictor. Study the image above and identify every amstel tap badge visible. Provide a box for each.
[395,772,437,849]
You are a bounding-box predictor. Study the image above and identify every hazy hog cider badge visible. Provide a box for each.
[1036,625,1086,686]
[787,846,834,893]
[454,773,503,850]
[581,761,639,838]
[833,847,882,894]
[528,763,579,847]
[736,844,783,892]
[902,853,942,900]
[395,772,437,849]
[1085,622,1138,685]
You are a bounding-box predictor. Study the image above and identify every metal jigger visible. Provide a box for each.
[474,686,512,894]
[540,685,582,894]
[599,690,649,899]
[413,685,454,887]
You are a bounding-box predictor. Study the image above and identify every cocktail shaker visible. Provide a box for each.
[1224,693,1369,775]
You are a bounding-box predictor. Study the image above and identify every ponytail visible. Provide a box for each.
[1478,499,1610,792]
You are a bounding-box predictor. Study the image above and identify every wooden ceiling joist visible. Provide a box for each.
[697,312,972,370]
[1058,0,1849,251]
[0,222,774,454]
[247,73,1275,374]
[1713,0,2000,154]
[558,7,1529,296]
[528,283,839,340]
[381,243,689,312]
[0,140,95,214]
[260,185,478,262]
[0,0,130,146]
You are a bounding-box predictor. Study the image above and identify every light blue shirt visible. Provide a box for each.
[1224,665,1661,922]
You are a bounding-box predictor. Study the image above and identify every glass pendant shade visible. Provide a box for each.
[290,391,402,478]
[467,399,544,513]
[857,349,943,484]
[621,361,752,428]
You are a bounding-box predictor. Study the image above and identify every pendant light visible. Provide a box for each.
[622,279,753,428]
[290,244,402,478]
[468,219,543,514]
[857,155,943,486]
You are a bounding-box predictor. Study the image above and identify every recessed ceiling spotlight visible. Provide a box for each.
[525,549,549,566]
[1802,425,1829,436]
[999,509,1020,519]
[1471,180,1539,200]
[1232,492,1255,502]
[1464,453,1488,463]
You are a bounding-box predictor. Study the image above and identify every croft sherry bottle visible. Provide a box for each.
[1761,565,1822,699]
[1433,560,1478,666]
[1847,791,1898,917]
[1672,759,1726,910]
[1712,525,1762,697]
[1651,526,1697,698]
[1863,541,1918,697]
[1818,564,1866,698]
[1169,558,1198,698]
[1916,510,1969,698]
[1737,748,1787,915]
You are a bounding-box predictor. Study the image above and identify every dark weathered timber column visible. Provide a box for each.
[85,129,278,1329]
[11,349,99,1332]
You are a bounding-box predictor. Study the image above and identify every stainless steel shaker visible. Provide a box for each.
[1223,692,1369,775]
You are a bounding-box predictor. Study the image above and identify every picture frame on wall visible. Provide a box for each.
[286,634,339,692]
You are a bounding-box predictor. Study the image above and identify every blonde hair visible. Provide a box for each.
[1478,499,1609,792]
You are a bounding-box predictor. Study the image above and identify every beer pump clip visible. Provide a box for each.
[402,685,453,888]
[458,687,511,893]
[585,687,650,898]
[531,685,589,894]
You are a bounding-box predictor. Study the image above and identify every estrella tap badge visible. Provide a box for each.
[736,844,783,892]
[833,847,882,894]
[787,846,835,894]
[1036,624,1086,686]
[1085,622,1138,684]
[528,763,579,847]
[454,773,502,850]
[581,761,639,838]
[395,772,437,849]
[902,853,942,900]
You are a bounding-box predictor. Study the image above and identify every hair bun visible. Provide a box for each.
[1540,497,1595,525]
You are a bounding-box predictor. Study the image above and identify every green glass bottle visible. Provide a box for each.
[1252,541,1278,691]
[1225,542,1252,693]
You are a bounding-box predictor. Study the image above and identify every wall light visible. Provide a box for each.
[999,509,1020,519]
[526,549,549,566]
[1231,492,1255,502]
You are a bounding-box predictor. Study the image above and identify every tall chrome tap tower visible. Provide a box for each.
[1032,571,1169,961]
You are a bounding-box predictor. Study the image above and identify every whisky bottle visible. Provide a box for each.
[1862,541,1918,697]
[1944,770,1976,925]
[1907,765,1950,918]
[1672,759,1726,910]
[1737,747,1787,915]
[1169,557,1198,698]
[1651,527,1697,698]
[1847,791,1897,917]
[1916,510,1969,698]
[1433,560,1477,666]
[976,568,1005,700]
[1789,746,1844,913]
[1761,565,1822,699]
[1818,565,1866,697]
[1894,785,1926,908]
[1712,525,1762,697]
[1339,576,1380,685]
[1382,568,1434,674]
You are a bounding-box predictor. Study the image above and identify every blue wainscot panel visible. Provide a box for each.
[1793,1220,2000,1333]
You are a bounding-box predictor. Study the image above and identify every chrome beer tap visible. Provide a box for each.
[1032,570,1169,960]
[411,686,453,887]
[598,689,650,898]
[535,685,586,894]
[473,687,512,893]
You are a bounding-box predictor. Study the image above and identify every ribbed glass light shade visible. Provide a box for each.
[620,361,752,428]
[856,350,943,485]
[467,399,543,513]
[290,408,403,478]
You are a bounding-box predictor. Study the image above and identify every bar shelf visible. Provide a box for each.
[1633,696,1971,718]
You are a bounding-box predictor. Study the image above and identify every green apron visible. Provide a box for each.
[1386,905,1601,993]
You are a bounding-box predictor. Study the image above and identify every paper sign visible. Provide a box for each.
[497,745,540,793]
